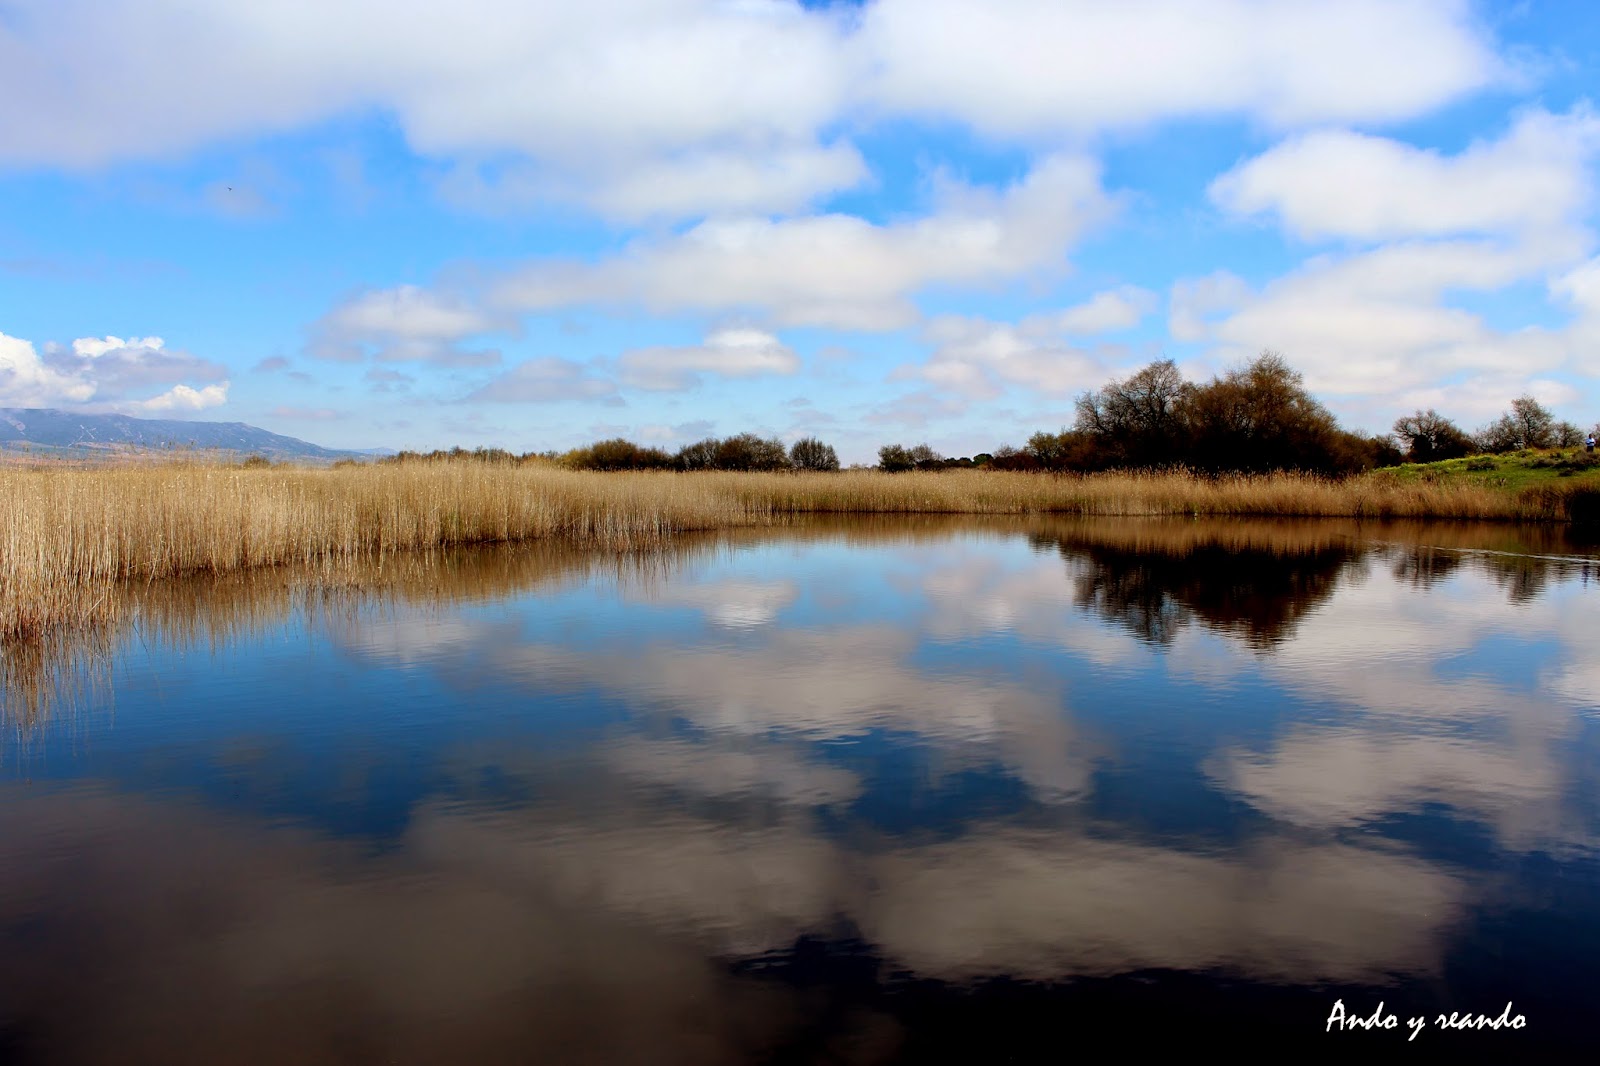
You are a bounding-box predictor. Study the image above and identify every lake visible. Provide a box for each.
[2,516,1598,1063]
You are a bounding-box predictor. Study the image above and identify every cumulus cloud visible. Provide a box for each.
[1047,286,1159,334]
[618,328,801,391]
[1552,255,1600,323]
[0,332,96,405]
[0,1,1507,223]
[492,155,1118,329]
[1187,105,1600,423]
[439,142,870,222]
[0,0,860,221]
[463,357,621,404]
[309,285,504,366]
[1210,106,1600,243]
[855,0,1505,134]
[913,316,1109,399]
[0,331,231,411]
[130,383,230,412]
[908,288,1154,399]
[1181,237,1590,419]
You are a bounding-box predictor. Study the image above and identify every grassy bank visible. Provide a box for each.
[3,460,1597,643]
[1375,447,1600,491]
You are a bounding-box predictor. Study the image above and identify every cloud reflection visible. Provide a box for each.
[0,786,834,1066]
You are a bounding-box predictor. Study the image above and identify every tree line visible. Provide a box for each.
[379,352,1591,476]
[963,352,1592,475]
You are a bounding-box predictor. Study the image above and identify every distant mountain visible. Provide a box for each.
[0,408,362,461]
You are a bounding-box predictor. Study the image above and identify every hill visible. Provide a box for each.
[0,408,359,462]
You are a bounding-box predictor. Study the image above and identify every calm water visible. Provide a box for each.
[3,516,1599,1063]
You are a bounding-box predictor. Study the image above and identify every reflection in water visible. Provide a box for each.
[0,787,847,1066]
[1035,520,1362,647]
[3,516,1599,1059]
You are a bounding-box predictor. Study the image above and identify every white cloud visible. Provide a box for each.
[309,285,504,366]
[463,357,620,405]
[1,331,229,411]
[1169,271,1251,343]
[130,382,230,413]
[1185,239,1586,410]
[439,142,870,222]
[0,1,1509,227]
[1048,286,1158,334]
[906,286,1154,398]
[492,155,1118,329]
[856,0,1505,135]
[72,334,165,358]
[1552,256,1600,320]
[1210,106,1600,243]
[0,332,96,405]
[618,328,800,391]
[1190,106,1600,422]
[0,0,861,221]
[325,287,493,342]
[914,316,1109,399]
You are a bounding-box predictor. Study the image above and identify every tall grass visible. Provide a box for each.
[1,460,1590,643]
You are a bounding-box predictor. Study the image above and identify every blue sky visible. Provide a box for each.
[2,0,1598,463]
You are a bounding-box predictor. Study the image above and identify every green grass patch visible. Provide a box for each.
[1377,448,1600,492]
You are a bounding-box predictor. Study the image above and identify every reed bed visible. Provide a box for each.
[0,461,1589,644]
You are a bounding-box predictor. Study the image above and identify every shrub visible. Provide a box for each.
[675,438,720,471]
[566,438,674,471]
[713,432,789,471]
[789,437,840,472]
[877,444,915,473]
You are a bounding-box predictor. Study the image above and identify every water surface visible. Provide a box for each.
[3,517,1599,1062]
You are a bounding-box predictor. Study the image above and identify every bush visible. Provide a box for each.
[987,444,1040,471]
[877,444,915,473]
[789,437,839,472]
[565,438,674,471]
[713,432,789,471]
[675,438,720,471]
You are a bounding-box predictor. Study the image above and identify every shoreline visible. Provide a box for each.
[2,462,1596,644]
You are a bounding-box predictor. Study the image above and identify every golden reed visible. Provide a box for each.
[0,460,1586,643]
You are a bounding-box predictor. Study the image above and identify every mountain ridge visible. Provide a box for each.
[0,407,362,461]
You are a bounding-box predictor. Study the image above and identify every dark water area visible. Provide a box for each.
[3,516,1599,1063]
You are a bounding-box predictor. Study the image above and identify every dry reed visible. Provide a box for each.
[0,461,1588,644]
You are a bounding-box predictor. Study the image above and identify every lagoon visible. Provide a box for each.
[2,516,1598,1062]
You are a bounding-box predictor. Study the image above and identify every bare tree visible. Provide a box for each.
[1392,409,1473,461]
[1478,395,1557,452]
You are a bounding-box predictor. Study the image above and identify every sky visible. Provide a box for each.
[2,0,1599,464]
